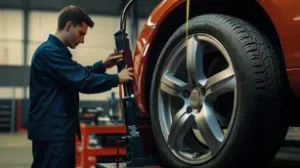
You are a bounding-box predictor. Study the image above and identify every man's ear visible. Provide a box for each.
[65,21,72,32]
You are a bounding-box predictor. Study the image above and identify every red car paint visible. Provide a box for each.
[130,0,300,117]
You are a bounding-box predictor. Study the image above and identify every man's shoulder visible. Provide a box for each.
[32,41,61,64]
[37,41,61,54]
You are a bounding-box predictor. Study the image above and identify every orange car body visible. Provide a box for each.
[130,0,300,118]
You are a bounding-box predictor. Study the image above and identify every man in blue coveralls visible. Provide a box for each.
[27,5,134,168]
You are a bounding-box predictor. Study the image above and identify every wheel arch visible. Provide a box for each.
[142,0,293,114]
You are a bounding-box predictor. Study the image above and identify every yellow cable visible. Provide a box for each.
[186,0,190,50]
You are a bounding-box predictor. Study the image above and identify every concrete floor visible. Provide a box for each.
[0,133,32,168]
[0,128,299,168]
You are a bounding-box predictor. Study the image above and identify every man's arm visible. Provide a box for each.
[42,48,119,94]
[84,61,106,74]
[83,50,123,74]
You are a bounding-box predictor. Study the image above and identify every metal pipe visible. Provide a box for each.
[120,0,138,30]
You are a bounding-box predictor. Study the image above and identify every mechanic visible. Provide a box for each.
[27,5,134,168]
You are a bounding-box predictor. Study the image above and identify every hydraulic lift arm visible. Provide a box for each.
[106,0,162,167]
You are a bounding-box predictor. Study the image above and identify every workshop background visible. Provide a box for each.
[0,0,299,168]
[0,0,160,168]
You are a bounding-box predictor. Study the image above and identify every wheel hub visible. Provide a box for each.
[189,88,203,110]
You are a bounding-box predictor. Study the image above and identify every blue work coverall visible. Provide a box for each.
[27,34,119,168]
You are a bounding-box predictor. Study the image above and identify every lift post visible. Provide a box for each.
[97,0,162,167]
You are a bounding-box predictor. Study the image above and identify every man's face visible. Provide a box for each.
[66,21,88,49]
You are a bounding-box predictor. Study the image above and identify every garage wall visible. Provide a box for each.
[0,9,24,65]
[0,9,25,99]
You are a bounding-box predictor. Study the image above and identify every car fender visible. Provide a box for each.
[132,0,183,115]
[132,0,300,115]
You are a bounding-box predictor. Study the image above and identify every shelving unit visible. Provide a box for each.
[0,100,16,132]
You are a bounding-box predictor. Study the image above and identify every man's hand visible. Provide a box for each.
[103,49,124,69]
[118,67,134,84]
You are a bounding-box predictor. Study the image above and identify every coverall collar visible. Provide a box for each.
[47,34,72,58]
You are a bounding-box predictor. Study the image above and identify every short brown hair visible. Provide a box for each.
[57,5,94,30]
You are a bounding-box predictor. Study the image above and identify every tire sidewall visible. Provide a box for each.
[150,14,283,168]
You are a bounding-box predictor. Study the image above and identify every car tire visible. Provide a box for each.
[150,14,288,168]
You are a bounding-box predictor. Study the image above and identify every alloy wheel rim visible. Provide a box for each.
[157,33,237,164]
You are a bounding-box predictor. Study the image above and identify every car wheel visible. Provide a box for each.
[150,14,288,168]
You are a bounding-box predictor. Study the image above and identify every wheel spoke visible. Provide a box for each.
[168,107,195,151]
[204,67,235,103]
[186,36,206,85]
[160,71,187,97]
[195,104,224,155]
